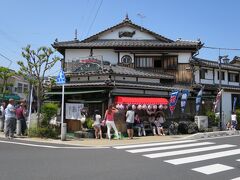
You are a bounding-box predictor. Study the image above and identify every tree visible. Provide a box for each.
[17,45,60,126]
[0,67,15,99]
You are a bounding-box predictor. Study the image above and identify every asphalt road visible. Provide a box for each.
[0,136,239,180]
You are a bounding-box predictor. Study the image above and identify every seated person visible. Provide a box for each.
[134,113,146,136]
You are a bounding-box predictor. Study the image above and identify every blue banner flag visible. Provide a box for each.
[233,97,237,113]
[196,86,204,114]
[56,69,66,84]
[181,90,189,113]
[169,90,179,115]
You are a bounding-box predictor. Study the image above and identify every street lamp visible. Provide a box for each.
[218,55,229,130]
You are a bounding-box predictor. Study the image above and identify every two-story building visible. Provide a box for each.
[191,57,240,127]
[51,16,202,131]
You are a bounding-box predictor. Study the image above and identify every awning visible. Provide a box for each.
[115,96,168,105]
[0,94,21,101]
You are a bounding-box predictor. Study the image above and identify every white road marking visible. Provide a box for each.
[0,140,109,149]
[113,140,197,149]
[143,144,236,158]
[231,177,240,180]
[236,159,240,162]
[165,148,240,165]
[192,164,234,175]
[126,142,214,153]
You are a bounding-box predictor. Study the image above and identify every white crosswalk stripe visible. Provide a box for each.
[113,140,240,177]
[192,164,234,175]
[143,144,236,158]
[165,148,240,165]
[113,140,197,149]
[126,142,215,153]
[231,177,240,180]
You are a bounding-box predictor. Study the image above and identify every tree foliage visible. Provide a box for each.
[17,45,60,126]
[0,67,15,98]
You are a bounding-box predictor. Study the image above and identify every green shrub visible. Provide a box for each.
[206,110,218,126]
[41,103,58,127]
[235,109,240,129]
[28,127,58,139]
[85,118,94,129]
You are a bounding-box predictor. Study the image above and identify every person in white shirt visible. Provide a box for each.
[126,106,135,139]
[93,110,102,139]
[0,102,6,132]
[231,112,238,130]
[5,99,16,139]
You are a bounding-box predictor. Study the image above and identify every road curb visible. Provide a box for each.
[185,130,240,139]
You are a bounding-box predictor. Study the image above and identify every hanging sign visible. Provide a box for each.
[196,86,204,114]
[181,90,189,113]
[169,90,179,115]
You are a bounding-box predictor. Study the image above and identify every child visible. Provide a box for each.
[93,110,102,139]
[134,113,146,136]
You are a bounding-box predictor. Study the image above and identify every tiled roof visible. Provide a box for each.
[191,57,240,71]
[53,39,200,49]
[66,64,175,79]
[54,81,183,91]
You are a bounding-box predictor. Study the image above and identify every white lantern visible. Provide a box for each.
[159,104,163,110]
[148,105,152,110]
[132,104,136,110]
[137,105,142,110]
[142,104,147,110]
[116,104,120,109]
[153,105,157,110]
[120,104,124,110]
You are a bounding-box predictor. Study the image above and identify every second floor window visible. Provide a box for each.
[200,69,208,79]
[17,83,23,93]
[228,73,239,82]
[217,71,225,81]
[24,84,28,93]
[135,56,177,69]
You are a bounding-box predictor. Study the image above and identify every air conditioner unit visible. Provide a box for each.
[195,116,208,129]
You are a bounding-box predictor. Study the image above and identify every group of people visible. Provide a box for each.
[92,104,166,140]
[0,99,28,139]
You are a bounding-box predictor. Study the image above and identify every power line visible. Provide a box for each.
[86,0,103,37]
[0,52,13,67]
[203,46,240,51]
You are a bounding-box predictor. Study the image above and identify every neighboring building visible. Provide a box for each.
[51,16,202,131]
[191,57,240,128]
[0,71,29,101]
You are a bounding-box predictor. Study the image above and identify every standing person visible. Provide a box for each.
[104,104,119,140]
[231,112,238,130]
[5,99,16,139]
[92,110,102,139]
[126,106,135,139]
[0,102,6,132]
[16,103,27,136]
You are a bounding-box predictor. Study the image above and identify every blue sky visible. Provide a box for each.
[0,0,240,76]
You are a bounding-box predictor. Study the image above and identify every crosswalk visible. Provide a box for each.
[113,140,240,179]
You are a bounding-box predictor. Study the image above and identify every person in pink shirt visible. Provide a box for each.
[104,105,119,140]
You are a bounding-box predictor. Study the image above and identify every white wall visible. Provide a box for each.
[65,49,118,64]
[222,91,235,129]
[99,26,157,40]
[178,53,192,63]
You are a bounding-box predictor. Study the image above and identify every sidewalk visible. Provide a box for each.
[0,132,188,147]
[0,131,239,147]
